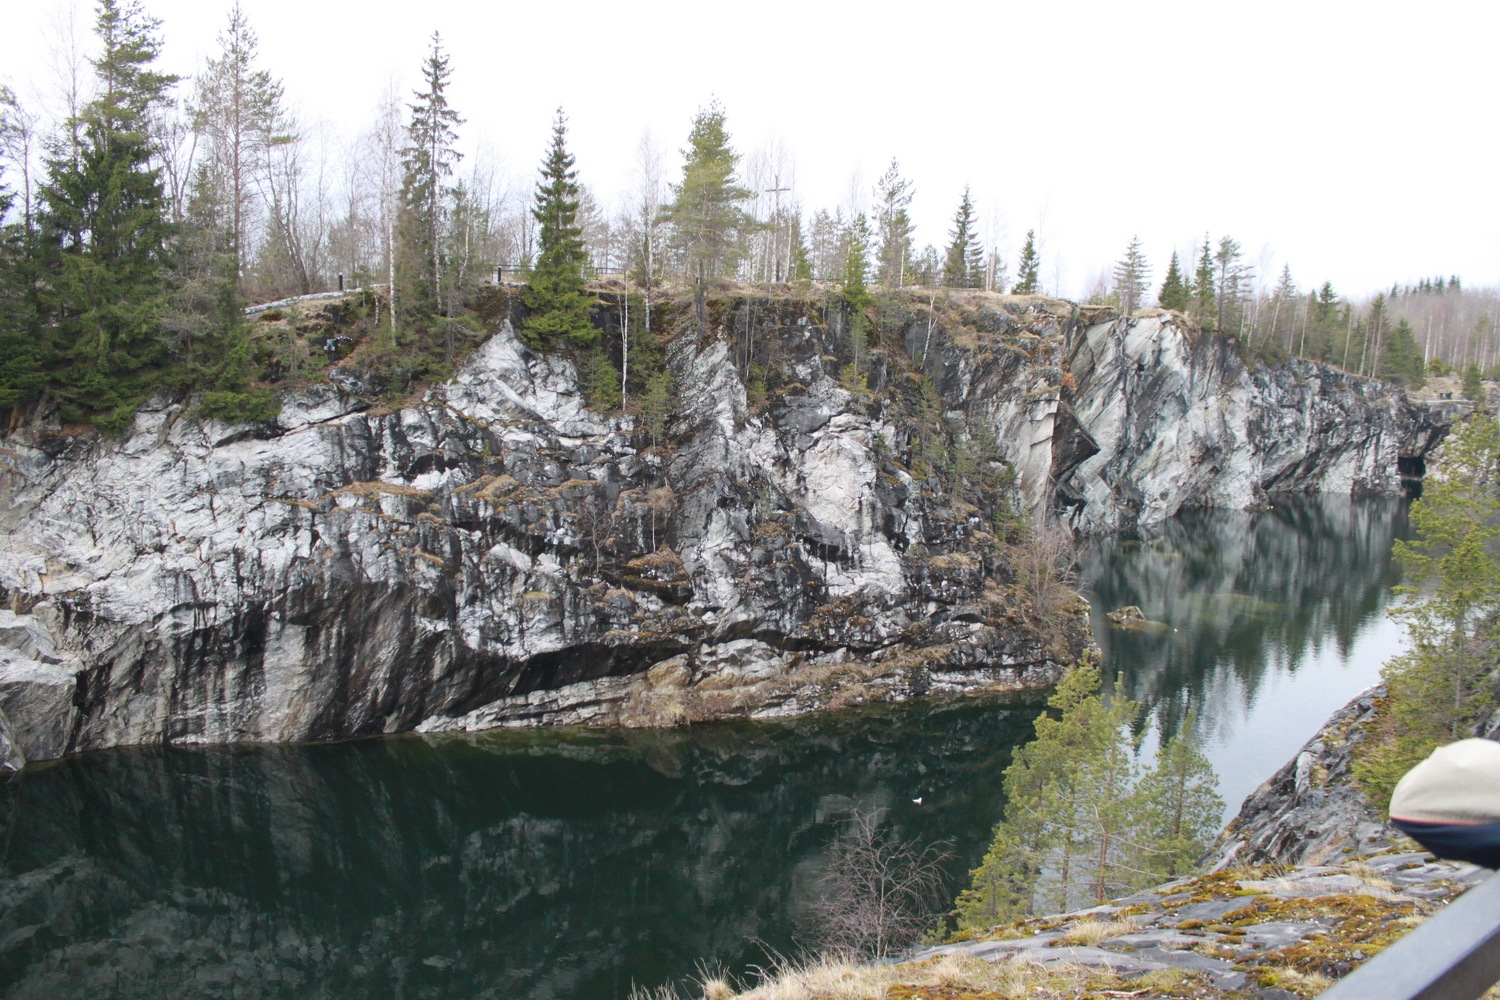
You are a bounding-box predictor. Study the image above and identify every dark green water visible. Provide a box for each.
[0,495,1408,1000]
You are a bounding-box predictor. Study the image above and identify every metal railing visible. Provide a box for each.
[493,264,626,283]
[1320,871,1500,999]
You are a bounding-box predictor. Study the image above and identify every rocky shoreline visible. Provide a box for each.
[728,688,1456,1000]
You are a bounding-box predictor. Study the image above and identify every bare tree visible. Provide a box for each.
[41,1,90,177]
[0,87,39,230]
[1010,514,1079,644]
[809,808,950,959]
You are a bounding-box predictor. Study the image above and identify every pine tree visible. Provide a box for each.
[957,659,1222,928]
[1112,235,1150,315]
[522,109,595,351]
[1158,250,1190,312]
[1013,229,1040,295]
[163,3,291,402]
[1191,235,1216,329]
[873,158,914,288]
[397,31,463,329]
[956,659,1137,922]
[662,101,752,329]
[942,187,982,288]
[1134,714,1223,880]
[38,0,180,429]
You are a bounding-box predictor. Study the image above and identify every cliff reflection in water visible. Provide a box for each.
[0,495,1409,999]
[0,702,1037,1000]
[1081,494,1409,811]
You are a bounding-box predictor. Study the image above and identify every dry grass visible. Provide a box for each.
[473,474,521,502]
[330,480,434,500]
[619,688,690,728]
[749,952,1153,1000]
[1247,965,1334,997]
[624,951,1192,1000]
[1345,861,1396,894]
[1056,917,1139,947]
[699,977,735,1000]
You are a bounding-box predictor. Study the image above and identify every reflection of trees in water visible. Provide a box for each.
[1081,496,1407,741]
[0,701,1038,1000]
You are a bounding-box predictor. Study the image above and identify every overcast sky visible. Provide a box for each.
[3,0,1496,299]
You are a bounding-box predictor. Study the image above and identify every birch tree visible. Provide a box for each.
[190,2,289,293]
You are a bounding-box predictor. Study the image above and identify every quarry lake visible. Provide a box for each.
[0,495,1408,1000]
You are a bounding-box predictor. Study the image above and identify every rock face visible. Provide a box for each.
[1060,309,1455,533]
[0,294,1448,761]
[918,852,1483,998]
[0,294,1092,760]
[1207,687,1399,869]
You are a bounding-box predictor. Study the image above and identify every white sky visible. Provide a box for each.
[3,0,1496,299]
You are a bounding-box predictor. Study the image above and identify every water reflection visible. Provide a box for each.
[0,495,1410,999]
[1081,494,1409,812]
[0,702,1038,1000]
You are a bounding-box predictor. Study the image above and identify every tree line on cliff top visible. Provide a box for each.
[1,0,1495,432]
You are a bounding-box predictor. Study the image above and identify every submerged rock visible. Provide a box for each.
[1103,604,1169,632]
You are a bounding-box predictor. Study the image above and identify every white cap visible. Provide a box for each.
[1390,738,1500,824]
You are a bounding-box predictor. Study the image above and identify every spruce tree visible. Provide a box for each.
[842,213,875,358]
[1013,229,1040,295]
[0,88,42,412]
[38,0,180,428]
[1381,319,1426,388]
[1112,235,1150,315]
[1158,250,1190,312]
[397,32,463,329]
[522,109,595,351]
[942,187,981,288]
[1191,235,1216,329]
[1463,363,1484,402]
[788,213,813,282]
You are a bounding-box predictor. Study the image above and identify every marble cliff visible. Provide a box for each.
[0,292,1451,764]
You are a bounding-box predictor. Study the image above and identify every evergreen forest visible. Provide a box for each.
[0,0,1495,434]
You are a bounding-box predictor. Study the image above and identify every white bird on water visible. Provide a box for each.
[912,796,923,805]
